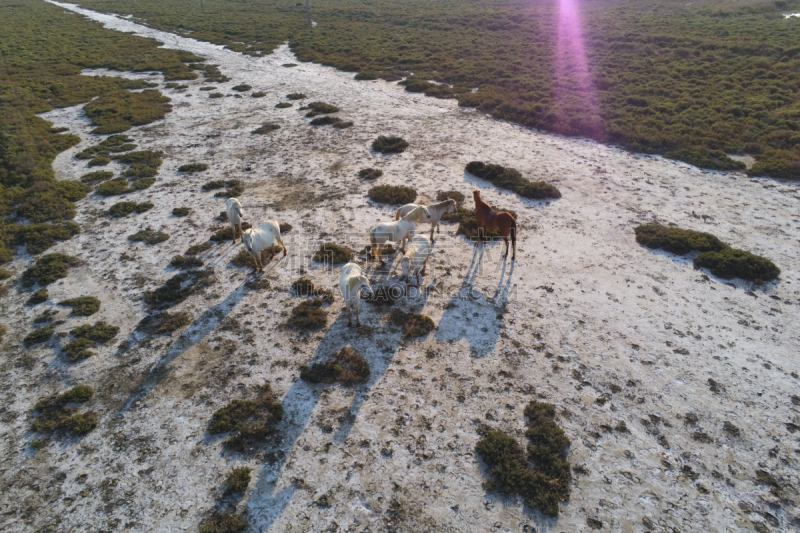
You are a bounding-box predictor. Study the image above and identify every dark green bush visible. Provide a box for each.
[178,163,209,173]
[68,412,98,436]
[171,255,204,269]
[199,86,216,91]
[372,136,409,154]
[231,84,252,92]
[32,385,96,437]
[389,310,435,338]
[59,296,101,316]
[300,346,370,386]
[144,270,215,309]
[747,149,800,180]
[208,383,284,451]
[252,91,267,98]
[84,90,171,134]
[65,338,95,361]
[15,221,81,255]
[358,168,383,180]
[71,321,119,343]
[203,180,244,198]
[0,268,11,280]
[634,224,728,255]
[186,242,214,256]
[59,385,94,404]
[209,92,224,98]
[173,207,191,217]
[368,184,416,204]
[88,155,110,167]
[22,253,81,287]
[80,171,114,184]
[286,93,306,100]
[109,201,153,217]
[252,123,280,134]
[466,162,561,199]
[304,102,340,117]
[475,400,571,517]
[309,116,353,128]
[403,79,434,93]
[136,311,193,334]
[115,150,163,178]
[210,223,251,242]
[436,190,466,205]
[275,102,292,108]
[286,298,328,330]
[694,248,780,282]
[27,288,48,305]
[312,243,354,265]
[96,178,131,196]
[128,228,169,245]
[355,71,378,80]
[224,467,252,494]
[23,324,54,347]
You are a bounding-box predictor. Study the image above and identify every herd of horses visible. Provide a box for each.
[224,189,517,327]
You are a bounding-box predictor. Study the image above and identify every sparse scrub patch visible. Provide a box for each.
[312,243,354,265]
[59,296,101,316]
[186,242,214,256]
[0,269,12,280]
[224,467,252,494]
[22,254,81,287]
[76,135,136,159]
[173,207,191,217]
[171,255,204,269]
[209,92,224,98]
[28,288,49,305]
[466,162,561,199]
[208,383,284,451]
[84,90,171,134]
[14,222,82,255]
[279,223,292,233]
[80,170,114,184]
[65,338,95,361]
[437,190,466,205]
[251,91,266,98]
[109,201,153,217]
[300,346,370,386]
[368,184,416,205]
[310,116,353,128]
[144,270,215,309]
[358,168,383,180]
[286,93,305,100]
[210,223,251,242]
[114,150,163,179]
[31,385,97,437]
[88,154,110,167]
[476,400,571,517]
[136,311,193,334]
[389,310,435,338]
[128,228,169,245]
[372,135,408,154]
[291,277,334,301]
[634,225,727,255]
[304,102,340,117]
[202,179,244,198]
[231,84,252,92]
[275,102,291,108]
[230,248,280,268]
[287,298,328,330]
[199,511,247,533]
[252,123,280,134]
[178,163,209,173]
[96,178,131,196]
[199,86,216,91]
[71,321,119,344]
[23,325,54,347]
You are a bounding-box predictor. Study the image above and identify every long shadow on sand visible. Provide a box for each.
[246,262,431,530]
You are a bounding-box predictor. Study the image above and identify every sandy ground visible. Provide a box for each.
[0,2,798,532]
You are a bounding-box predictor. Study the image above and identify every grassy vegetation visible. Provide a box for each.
[287,298,328,330]
[231,84,252,92]
[27,288,48,306]
[31,385,97,437]
[74,0,800,179]
[109,201,154,217]
[199,511,247,533]
[75,134,136,159]
[287,93,306,100]
[476,401,571,517]
[309,116,353,128]
[178,163,209,173]
[224,467,252,494]
[144,270,215,309]
[389,310,435,338]
[171,255,204,269]
[21,254,81,287]
[208,92,224,99]
[84,91,172,134]
[210,223,251,242]
[358,168,383,180]
[312,243,354,265]
[252,123,281,134]
[291,277,334,301]
[23,325,54,347]
[128,228,170,245]
[115,150,164,178]
[59,296,101,316]
[300,346,370,386]
[80,171,114,184]
[202,179,244,198]
[0,268,11,280]
[372,136,409,154]
[252,91,267,98]
[466,162,561,199]
[136,311,193,334]
[64,338,95,362]
[275,102,292,108]
[173,207,191,217]
[303,102,340,117]
[437,190,466,205]
[72,321,120,343]
[8,221,82,255]
[186,242,214,255]
[368,185,417,205]
[635,223,780,281]
[208,383,284,451]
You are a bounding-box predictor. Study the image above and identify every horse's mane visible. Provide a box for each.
[401,205,427,221]
[430,198,456,209]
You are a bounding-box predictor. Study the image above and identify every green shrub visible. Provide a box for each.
[203,180,244,198]
[231,84,252,92]
[96,178,131,196]
[186,242,213,256]
[56,181,93,202]
[475,401,571,517]
[0,268,11,280]
[199,86,216,91]
[279,223,292,233]
[30,439,46,451]
[747,149,800,180]
[59,385,95,404]
[65,338,95,361]
[466,161,561,200]
[300,346,370,386]
[252,91,267,98]
[202,180,226,191]
[71,321,119,343]
[275,102,292,108]
[403,79,434,93]
[694,248,780,282]
[209,92,224,98]
[372,135,409,154]
[208,384,284,451]
[15,221,82,255]
[109,201,153,217]
[128,228,169,245]
[173,207,191,217]
[252,123,280,134]
[130,177,155,190]
[21,253,81,287]
[32,385,96,436]
[358,168,383,180]
[27,288,48,305]
[164,82,188,89]
[436,190,466,205]
[287,298,328,330]
[199,511,247,533]
[84,89,171,134]
[115,150,163,178]
[304,102,340,117]
[389,310,434,338]
[663,147,746,171]
[80,171,114,184]
[355,71,378,80]
[310,116,353,128]
[224,467,252,494]
[23,324,54,347]
[68,412,98,436]
[210,223,251,242]
[634,224,728,255]
[59,296,101,316]
[178,163,209,173]
[286,93,306,100]
[136,311,193,334]
[88,155,110,167]
[312,243,354,265]
[171,255,204,269]
[368,184,416,204]
[144,270,215,309]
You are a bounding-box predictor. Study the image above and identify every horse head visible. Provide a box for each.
[446,198,458,213]
[359,275,374,297]
[421,205,432,219]
[242,229,254,252]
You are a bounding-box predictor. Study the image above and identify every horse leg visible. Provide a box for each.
[430,227,434,243]
[511,226,516,260]
[347,305,352,327]
[355,305,361,327]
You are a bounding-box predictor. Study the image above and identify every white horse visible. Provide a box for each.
[369,205,431,259]
[400,235,432,291]
[242,220,287,271]
[395,198,458,242]
[339,262,373,327]
[225,198,245,243]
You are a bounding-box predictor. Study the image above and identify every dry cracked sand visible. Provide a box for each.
[0,2,798,532]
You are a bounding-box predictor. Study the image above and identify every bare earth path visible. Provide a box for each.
[0,2,797,531]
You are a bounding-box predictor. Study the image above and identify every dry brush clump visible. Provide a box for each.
[109,201,153,217]
[59,296,101,316]
[303,101,339,117]
[312,243,354,265]
[223,467,252,494]
[358,168,383,180]
[202,179,244,198]
[31,385,97,438]
[207,383,284,451]
[21,253,81,288]
[466,161,561,200]
[368,185,416,205]
[309,116,353,128]
[300,346,370,386]
[173,207,191,217]
[136,311,193,334]
[23,324,54,347]
[475,401,571,517]
[178,162,209,173]
[389,309,435,338]
[170,255,204,269]
[371,135,408,154]
[144,270,215,309]
[286,298,328,331]
[291,277,334,301]
[252,123,280,134]
[199,511,247,533]
[128,228,169,245]
[27,288,48,305]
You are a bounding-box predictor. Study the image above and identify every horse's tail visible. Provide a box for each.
[369,228,378,257]
[395,207,401,221]
[510,218,517,244]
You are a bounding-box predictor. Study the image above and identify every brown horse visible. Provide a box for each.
[473,190,516,259]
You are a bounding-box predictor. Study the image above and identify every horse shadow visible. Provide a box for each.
[246,268,432,530]
[435,245,515,358]
[116,256,286,413]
